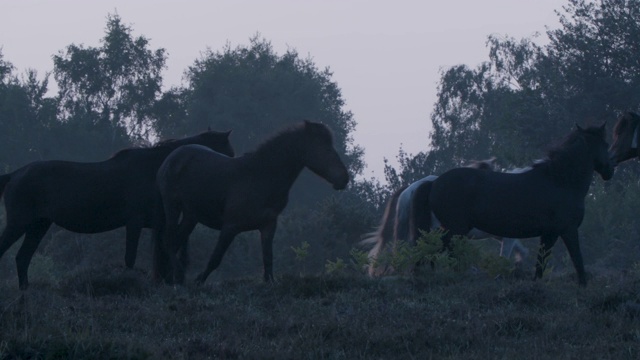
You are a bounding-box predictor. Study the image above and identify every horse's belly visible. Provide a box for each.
[51,207,128,234]
[55,217,126,234]
[474,211,559,239]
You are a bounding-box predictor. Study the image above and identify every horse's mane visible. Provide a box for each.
[250,121,333,158]
[465,157,496,171]
[612,112,640,141]
[109,129,227,159]
[108,138,177,159]
[533,126,597,184]
[153,137,179,148]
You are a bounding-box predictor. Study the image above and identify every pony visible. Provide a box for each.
[0,130,234,289]
[609,111,640,165]
[363,158,528,277]
[426,124,614,286]
[153,120,349,285]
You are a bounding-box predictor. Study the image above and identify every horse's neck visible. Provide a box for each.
[243,150,305,194]
[541,156,594,195]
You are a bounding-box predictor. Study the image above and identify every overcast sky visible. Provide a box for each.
[0,1,561,180]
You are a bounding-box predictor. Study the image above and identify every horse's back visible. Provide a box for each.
[431,166,578,238]
[158,145,233,203]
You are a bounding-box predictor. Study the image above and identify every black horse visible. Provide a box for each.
[362,159,528,277]
[426,124,614,286]
[0,130,234,289]
[154,120,350,285]
[609,111,640,165]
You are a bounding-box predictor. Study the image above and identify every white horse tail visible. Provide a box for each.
[360,185,407,277]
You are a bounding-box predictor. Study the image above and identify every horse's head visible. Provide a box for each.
[197,129,235,158]
[301,121,350,190]
[609,112,640,166]
[579,123,614,180]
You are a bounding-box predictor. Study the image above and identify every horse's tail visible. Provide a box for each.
[409,180,434,244]
[0,173,11,200]
[360,185,407,277]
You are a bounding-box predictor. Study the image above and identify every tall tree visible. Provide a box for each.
[53,13,167,160]
[0,52,57,171]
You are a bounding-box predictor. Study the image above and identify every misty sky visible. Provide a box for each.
[0,1,560,180]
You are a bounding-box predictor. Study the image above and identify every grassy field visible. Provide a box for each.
[1,260,639,359]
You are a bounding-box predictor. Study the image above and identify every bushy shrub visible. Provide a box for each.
[580,167,640,271]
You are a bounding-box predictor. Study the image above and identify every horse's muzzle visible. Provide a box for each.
[333,174,349,190]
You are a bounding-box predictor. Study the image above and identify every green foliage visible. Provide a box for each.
[450,236,482,272]
[480,254,514,278]
[536,245,555,279]
[324,258,347,274]
[291,241,310,262]
[365,230,487,276]
[53,13,167,159]
[349,247,371,273]
[0,52,58,171]
[579,169,640,269]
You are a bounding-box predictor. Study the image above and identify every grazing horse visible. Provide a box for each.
[154,120,350,285]
[362,159,528,277]
[609,111,640,165]
[426,124,614,286]
[0,130,234,289]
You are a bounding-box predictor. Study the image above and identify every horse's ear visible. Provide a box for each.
[207,126,212,131]
[575,123,584,131]
[599,121,607,131]
[224,130,232,137]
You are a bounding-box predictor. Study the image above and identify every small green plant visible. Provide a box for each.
[480,254,513,278]
[349,247,370,274]
[291,241,310,262]
[536,246,555,279]
[325,258,347,275]
[450,236,481,272]
[389,240,417,274]
[291,241,310,276]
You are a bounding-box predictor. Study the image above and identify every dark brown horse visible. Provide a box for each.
[427,124,614,286]
[609,111,640,165]
[0,130,234,289]
[154,121,350,285]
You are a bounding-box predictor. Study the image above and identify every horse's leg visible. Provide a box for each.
[534,234,558,281]
[15,220,51,290]
[194,226,240,286]
[173,214,198,285]
[560,228,587,286]
[124,220,143,269]
[151,193,168,282]
[259,221,277,282]
[159,200,182,284]
[151,220,167,282]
